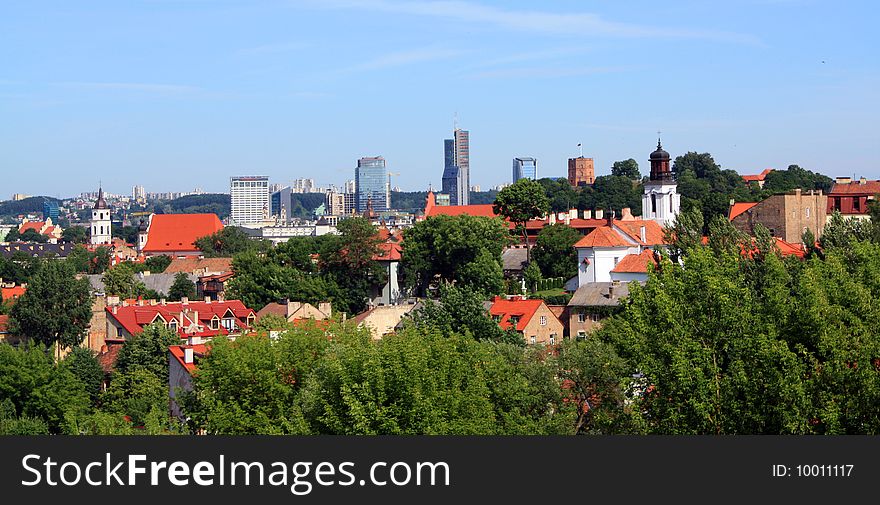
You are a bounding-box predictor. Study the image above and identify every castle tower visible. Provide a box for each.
[89,186,112,245]
[641,138,680,227]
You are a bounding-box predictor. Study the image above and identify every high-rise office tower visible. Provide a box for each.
[441,128,469,205]
[230,176,270,225]
[271,186,293,223]
[512,157,538,183]
[355,157,388,213]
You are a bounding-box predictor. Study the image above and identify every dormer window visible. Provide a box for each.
[210,317,220,331]
[168,320,178,332]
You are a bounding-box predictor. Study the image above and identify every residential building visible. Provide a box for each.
[351,305,417,340]
[574,215,666,286]
[105,298,257,341]
[568,157,594,187]
[567,281,640,338]
[169,342,206,419]
[355,157,388,213]
[0,242,76,258]
[132,185,146,202]
[826,177,880,220]
[512,157,538,183]
[742,169,773,188]
[326,190,346,216]
[230,176,270,226]
[641,138,680,227]
[729,189,827,244]
[256,300,332,323]
[441,128,470,206]
[488,296,564,346]
[19,217,63,243]
[164,257,233,276]
[197,273,234,302]
[139,213,224,257]
[90,186,112,245]
[292,178,316,193]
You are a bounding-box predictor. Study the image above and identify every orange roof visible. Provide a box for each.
[143,214,223,253]
[425,204,497,218]
[729,202,758,220]
[613,220,666,246]
[18,221,45,233]
[610,249,659,273]
[489,296,545,332]
[742,168,773,182]
[0,315,8,334]
[829,181,880,195]
[373,242,402,261]
[164,257,233,274]
[169,343,209,374]
[574,226,632,248]
[774,238,806,259]
[1,286,26,303]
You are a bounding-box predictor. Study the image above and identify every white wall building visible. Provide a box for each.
[230,176,270,226]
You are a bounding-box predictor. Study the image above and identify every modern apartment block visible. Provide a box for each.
[230,176,270,225]
[512,157,537,183]
[355,157,388,213]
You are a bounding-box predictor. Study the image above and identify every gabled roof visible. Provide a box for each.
[106,299,255,338]
[568,282,641,307]
[742,168,773,182]
[425,204,497,218]
[574,226,632,248]
[489,296,545,332]
[729,202,759,221]
[774,238,806,259]
[143,214,223,253]
[610,249,659,274]
[18,221,45,234]
[165,257,233,275]
[373,242,402,261]
[613,220,666,246]
[169,343,209,374]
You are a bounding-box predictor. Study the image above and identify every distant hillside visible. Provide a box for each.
[161,193,231,220]
[0,196,61,217]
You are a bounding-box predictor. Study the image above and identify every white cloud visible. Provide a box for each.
[342,46,466,73]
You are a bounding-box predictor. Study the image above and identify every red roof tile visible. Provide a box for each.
[489,296,545,332]
[574,226,632,248]
[742,168,773,182]
[0,315,8,334]
[18,221,45,233]
[611,249,659,273]
[829,181,880,195]
[143,214,223,254]
[1,286,26,303]
[425,204,497,218]
[164,257,233,274]
[373,242,402,261]
[169,343,209,374]
[613,220,666,246]
[729,202,759,221]
[106,300,256,338]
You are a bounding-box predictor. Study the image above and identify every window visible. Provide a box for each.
[834,197,842,211]
[168,320,178,332]
[577,312,586,323]
[670,195,674,212]
[591,312,601,322]
[576,331,586,341]
[853,197,861,212]
[805,207,810,218]
[529,336,536,345]
[614,257,620,265]
[549,334,556,345]
[651,194,657,214]
[210,318,219,330]
[540,315,547,326]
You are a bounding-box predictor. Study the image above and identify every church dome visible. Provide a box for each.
[649,140,670,161]
[94,187,108,209]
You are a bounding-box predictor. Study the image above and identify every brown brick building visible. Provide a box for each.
[728,189,826,244]
[568,157,595,187]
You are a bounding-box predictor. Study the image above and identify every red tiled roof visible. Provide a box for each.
[611,249,659,273]
[742,168,773,182]
[18,221,45,233]
[97,342,124,374]
[729,202,759,221]
[574,226,632,248]
[425,204,497,218]
[774,238,806,259]
[373,242,402,261]
[169,343,209,374]
[0,315,8,334]
[165,257,233,274]
[106,300,255,338]
[1,286,26,303]
[829,181,880,195]
[489,296,545,332]
[143,214,223,253]
[613,220,666,246]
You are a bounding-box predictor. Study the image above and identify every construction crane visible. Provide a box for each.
[386,172,400,209]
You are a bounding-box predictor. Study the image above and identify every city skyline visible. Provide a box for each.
[3,1,879,196]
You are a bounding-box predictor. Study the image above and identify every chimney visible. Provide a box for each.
[595,209,604,220]
[564,212,571,226]
[795,188,801,197]
[160,298,166,306]
[137,298,144,306]
[112,306,118,315]
[149,299,157,306]
[606,210,614,227]
[549,213,556,225]
[569,208,578,221]
[183,347,194,364]
[607,285,615,298]
[204,296,211,303]
[859,177,867,185]
[621,208,633,220]
[181,296,188,305]
[583,209,592,219]
[217,293,225,302]
[640,226,647,243]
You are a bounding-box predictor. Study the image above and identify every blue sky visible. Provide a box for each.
[2,0,878,197]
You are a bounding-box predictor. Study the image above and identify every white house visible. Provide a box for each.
[575,218,666,286]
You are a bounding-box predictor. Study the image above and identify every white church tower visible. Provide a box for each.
[641,138,680,227]
[89,186,112,245]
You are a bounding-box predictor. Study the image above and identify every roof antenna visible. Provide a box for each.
[453,112,458,132]
[657,130,663,149]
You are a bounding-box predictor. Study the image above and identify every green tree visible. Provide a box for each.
[402,215,509,297]
[611,159,641,180]
[663,206,705,261]
[4,227,20,242]
[494,178,550,257]
[9,260,92,354]
[102,263,141,298]
[103,368,168,428]
[405,284,519,344]
[532,223,581,279]
[761,165,833,195]
[62,226,89,244]
[167,272,196,302]
[63,346,104,406]
[319,217,386,315]
[195,227,265,257]
[580,175,644,216]
[536,178,579,213]
[114,323,181,381]
[227,250,331,311]
[19,228,48,243]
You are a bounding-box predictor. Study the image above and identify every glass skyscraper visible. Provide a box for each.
[440,128,469,206]
[355,156,388,213]
[512,157,537,183]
